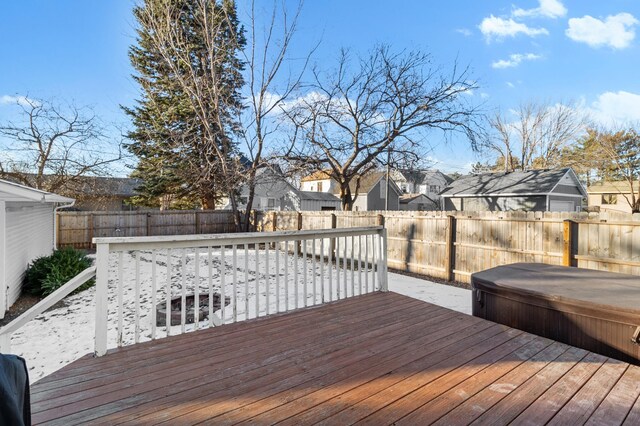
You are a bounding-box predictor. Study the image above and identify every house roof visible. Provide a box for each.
[588,181,639,194]
[395,169,453,185]
[331,171,400,196]
[297,191,341,202]
[399,193,430,204]
[300,170,332,182]
[70,177,142,197]
[0,179,74,203]
[440,168,576,197]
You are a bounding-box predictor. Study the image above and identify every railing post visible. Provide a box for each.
[330,213,337,261]
[563,219,576,267]
[94,242,110,357]
[444,215,456,281]
[377,226,388,291]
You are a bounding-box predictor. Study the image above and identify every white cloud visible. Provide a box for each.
[506,82,516,88]
[588,91,640,124]
[566,13,638,49]
[492,53,542,68]
[513,0,567,19]
[456,28,472,36]
[0,95,36,107]
[479,15,548,41]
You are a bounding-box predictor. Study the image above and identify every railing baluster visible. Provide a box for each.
[244,244,249,320]
[265,244,270,316]
[232,244,238,323]
[343,236,348,298]
[294,238,299,309]
[320,238,325,303]
[328,237,333,302]
[312,238,316,305]
[221,245,226,324]
[303,239,308,307]
[372,233,377,291]
[166,248,172,336]
[357,236,362,296]
[254,243,259,317]
[151,250,157,340]
[208,246,213,328]
[117,251,124,347]
[194,247,200,330]
[135,251,140,344]
[181,249,186,333]
[336,237,340,300]
[351,235,355,297]
[275,242,280,312]
[365,234,369,293]
[284,240,289,311]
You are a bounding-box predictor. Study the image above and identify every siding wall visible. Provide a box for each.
[3,202,55,311]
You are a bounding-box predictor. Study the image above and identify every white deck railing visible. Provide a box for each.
[93,226,388,356]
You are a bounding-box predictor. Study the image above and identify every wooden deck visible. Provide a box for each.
[31,292,640,425]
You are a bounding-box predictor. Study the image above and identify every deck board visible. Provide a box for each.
[30,291,640,425]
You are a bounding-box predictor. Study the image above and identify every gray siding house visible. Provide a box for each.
[344,172,402,211]
[440,168,586,212]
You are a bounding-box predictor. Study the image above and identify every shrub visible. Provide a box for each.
[24,248,94,297]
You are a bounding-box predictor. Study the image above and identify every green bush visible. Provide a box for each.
[24,248,95,297]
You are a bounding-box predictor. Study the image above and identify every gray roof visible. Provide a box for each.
[441,168,572,197]
[297,191,341,202]
[396,169,451,185]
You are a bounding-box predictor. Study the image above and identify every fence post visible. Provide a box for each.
[146,213,152,236]
[563,219,576,267]
[195,211,201,234]
[330,213,337,260]
[444,215,456,281]
[88,213,94,250]
[94,242,109,357]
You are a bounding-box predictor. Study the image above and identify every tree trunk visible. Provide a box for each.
[201,194,216,210]
[339,183,353,211]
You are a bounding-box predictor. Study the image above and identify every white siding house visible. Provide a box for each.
[0,179,74,318]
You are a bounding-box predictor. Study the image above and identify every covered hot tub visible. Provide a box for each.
[471,263,640,365]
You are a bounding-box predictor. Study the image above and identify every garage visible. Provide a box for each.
[0,179,74,318]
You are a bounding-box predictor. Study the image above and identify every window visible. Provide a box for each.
[318,181,323,192]
[429,185,439,193]
[602,194,617,205]
[267,198,275,208]
[401,184,407,193]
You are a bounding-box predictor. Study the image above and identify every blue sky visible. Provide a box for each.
[1,0,640,175]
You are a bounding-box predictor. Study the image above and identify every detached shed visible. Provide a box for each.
[0,179,74,318]
[440,168,586,212]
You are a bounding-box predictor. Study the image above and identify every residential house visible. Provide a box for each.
[300,170,338,193]
[391,169,452,198]
[399,193,434,211]
[587,181,640,214]
[440,168,586,212]
[339,171,402,211]
[232,167,342,211]
[0,179,74,318]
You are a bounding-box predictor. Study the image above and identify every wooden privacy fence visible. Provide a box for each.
[58,210,243,249]
[257,210,640,283]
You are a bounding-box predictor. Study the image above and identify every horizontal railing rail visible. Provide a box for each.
[0,266,97,354]
[93,226,388,356]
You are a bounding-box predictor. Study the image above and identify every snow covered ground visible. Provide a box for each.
[8,249,471,381]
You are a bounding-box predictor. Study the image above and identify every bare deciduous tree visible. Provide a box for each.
[484,101,587,172]
[239,0,314,229]
[0,97,121,193]
[282,45,481,210]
